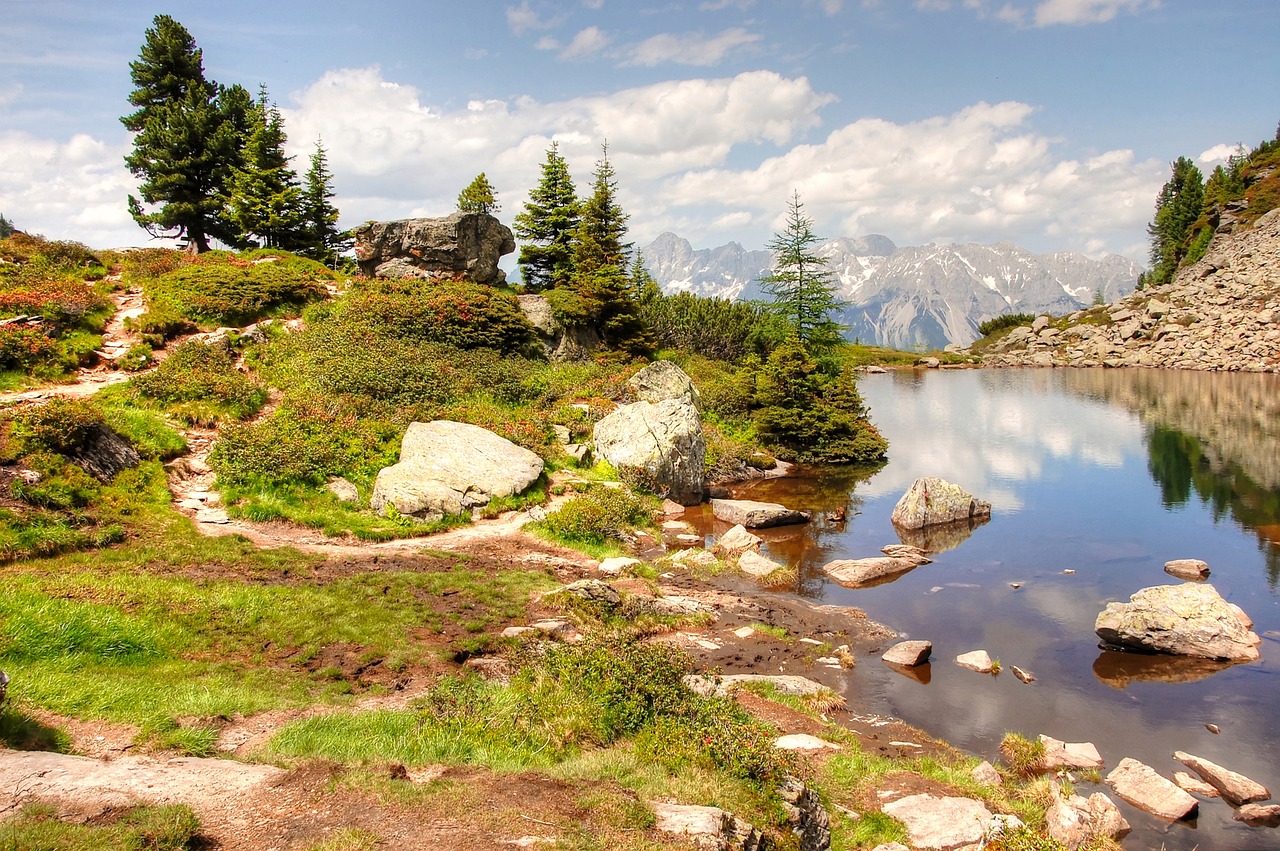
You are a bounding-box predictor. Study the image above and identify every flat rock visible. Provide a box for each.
[881,544,932,563]
[1172,771,1219,798]
[713,524,762,556]
[683,673,828,698]
[670,548,719,567]
[711,498,810,528]
[823,556,923,588]
[1164,558,1210,580]
[955,650,994,673]
[1173,750,1270,804]
[1235,803,1280,828]
[738,549,785,577]
[882,640,933,667]
[774,733,841,751]
[1039,736,1103,770]
[651,802,764,848]
[598,556,641,576]
[890,477,991,530]
[881,794,993,850]
[1095,583,1261,661]
[1045,792,1130,850]
[1105,757,1198,820]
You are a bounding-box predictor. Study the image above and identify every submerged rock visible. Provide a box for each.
[1094,583,1261,661]
[823,546,932,588]
[890,477,991,530]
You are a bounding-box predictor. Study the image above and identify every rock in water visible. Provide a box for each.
[1173,751,1270,805]
[351,213,515,285]
[1164,558,1210,580]
[1105,757,1198,821]
[593,399,706,505]
[890,477,992,530]
[711,498,810,528]
[713,524,762,556]
[1094,583,1261,661]
[628,360,702,411]
[371,421,543,521]
[823,556,924,588]
[882,640,933,667]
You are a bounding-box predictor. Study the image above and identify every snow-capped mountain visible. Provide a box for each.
[641,232,1142,350]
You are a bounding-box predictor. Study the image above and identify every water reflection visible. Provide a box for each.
[895,515,990,553]
[1092,650,1235,689]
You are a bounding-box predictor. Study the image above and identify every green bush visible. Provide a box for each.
[146,250,332,326]
[0,325,59,371]
[977,313,1035,338]
[130,340,266,422]
[536,487,653,547]
[124,303,195,344]
[9,398,105,456]
[642,292,785,361]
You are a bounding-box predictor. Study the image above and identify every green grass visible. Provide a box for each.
[0,803,201,851]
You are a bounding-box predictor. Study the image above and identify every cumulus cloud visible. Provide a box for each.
[660,100,1162,255]
[1198,142,1243,166]
[506,1,552,35]
[0,130,139,245]
[940,0,1158,26]
[620,27,761,67]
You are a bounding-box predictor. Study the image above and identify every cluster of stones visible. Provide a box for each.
[981,207,1280,372]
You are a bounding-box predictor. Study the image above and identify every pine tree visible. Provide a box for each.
[226,85,305,249]
[122,15,243,252]
[457,173,500,214]
[299,140,347,265]
[759,191,846,354]
[1147,156,1205,286]
[514,142,579,291]
[0,213,13,239]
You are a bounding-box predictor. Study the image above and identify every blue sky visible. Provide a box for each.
[1,0,1277,261]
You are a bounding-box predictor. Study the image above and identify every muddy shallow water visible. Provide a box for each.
[695,368,1280,849]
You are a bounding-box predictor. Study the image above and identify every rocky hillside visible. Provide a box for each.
[979,208,1280,372]
[642,232,1141,350]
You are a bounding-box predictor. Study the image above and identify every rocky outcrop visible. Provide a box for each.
[370,421,543,521]
[1094,583,1261,661]
[629,360,703,411]
[518,294,602,360]
[980,207,1280,372]
[890,477,991,530]
[1105,758,1198,820]
[711,498,809,529]
[651,802,767,850]
[70,423,141,482]
[880,794,1010,851]
[593,399,705,505]
[351,213,515,285]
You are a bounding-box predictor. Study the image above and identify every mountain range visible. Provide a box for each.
[640,232,1143,350]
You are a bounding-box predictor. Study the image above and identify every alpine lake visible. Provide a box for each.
[685,367,1280,849]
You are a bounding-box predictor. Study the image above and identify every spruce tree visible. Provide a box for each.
[0,213,13,239]
[226,85,305,249]
[299,140,347,265]
[122,15,243,252]
[514,142,579,291]
[457,173,500,214]
[1146,156,1205,286]
[759,191,846,354]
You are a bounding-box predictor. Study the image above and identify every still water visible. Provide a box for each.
[727,368,1280,849]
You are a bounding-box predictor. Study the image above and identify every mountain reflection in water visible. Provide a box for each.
[726,368,1280,851]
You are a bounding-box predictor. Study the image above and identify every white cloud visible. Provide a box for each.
[561,26,611,60]
[1198,143,1242,166]
[583,0,605,8]
[621,27,761,67]
[939,0,1158,26]
[535,36,560,51]
[0,131,139,246]
[506,1,551,35]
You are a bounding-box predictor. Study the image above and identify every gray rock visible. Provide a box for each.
[1045,792,1130,850]
[881,794,993,851]
[628,360,703,411]
[684,673,830,698]
[1172,771,1219,798]
[890,477,992,530]
[593,399,705,505]
[712,524,762,556]
[882,640,933,667]
[559,579,622,610]
[738,549,785,578]
[351,212,514,286]
[1039,735,1103,770]
[1173,750,1270,805]
[326,477,359,503]
[598,557,640,576]
[823,547,931,588]
[955,650,995,673]
[711,498,810,529]
[371,421,544,521]
[70,424,141,482]
[651,802,765,850]
[671,548,720,567]
[518,294,602,361]
[777,776,832,851]
[971,761,1002,786]
[1164,558,1210,580]
[881,544,932,562]
[1095,583,1261,661]
[1105,757,1198,821]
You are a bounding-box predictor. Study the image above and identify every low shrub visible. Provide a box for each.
[536,487,653,547]
[9,398,105,456]
[130,340,266,422]
[977,313,1035,337]
[0,802,201,850]
[0,324,58,371]
[145,251,332,326]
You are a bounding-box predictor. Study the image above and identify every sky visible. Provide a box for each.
[1,1,1277,263]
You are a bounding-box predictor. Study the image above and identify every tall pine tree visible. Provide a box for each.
[122,15,243,252]
[759,191,846,354]
[514,142,579,291]
[299,140,347,265]
[1147,156,1205,286]
[225,85,305,249]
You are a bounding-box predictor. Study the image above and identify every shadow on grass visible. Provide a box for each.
[0,704,72,752]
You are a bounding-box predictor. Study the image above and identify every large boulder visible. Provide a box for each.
[351,213,515,285]
[1094,583,1261,661]
[628,360,702,411]
[371,421,543,521]
[890,477,991,530]
[593,399,705,505]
